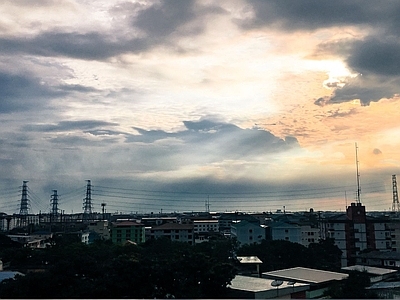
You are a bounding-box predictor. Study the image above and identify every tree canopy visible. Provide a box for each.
[0,236,237,299]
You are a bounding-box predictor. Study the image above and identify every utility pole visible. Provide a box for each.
[83,180,93,222]
[392,175,399,212]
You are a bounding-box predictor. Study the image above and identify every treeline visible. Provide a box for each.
[0,235,236,299]
[0,234,343,299]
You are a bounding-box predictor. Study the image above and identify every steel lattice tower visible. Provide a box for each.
[392,175,399,212]
[83,180,93,219]
[51,190,59,216]
[19,181,30,215]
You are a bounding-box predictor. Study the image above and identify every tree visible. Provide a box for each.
[0,237,237,299]
[323,271,379,299]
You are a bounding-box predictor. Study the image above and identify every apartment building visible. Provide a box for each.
[149,223,194,245]
[319,202,400,267]
[230,220,265,245]
[110,221,145,244]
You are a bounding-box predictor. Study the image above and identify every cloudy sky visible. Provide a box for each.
[1,0,400,215]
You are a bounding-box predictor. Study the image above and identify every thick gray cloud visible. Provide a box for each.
[24,120,119,133]
[0,1,223,61]
[240,1,400,33]
[130,119,298,160]
[0,72,59,113]
[347,38,400,77]
[133,0,198,37]
[0,70,101,114]
[0,32,147,60]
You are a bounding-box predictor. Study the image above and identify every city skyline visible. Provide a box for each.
[1,1,400,214]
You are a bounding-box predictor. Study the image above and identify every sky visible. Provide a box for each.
[1,0,400,215]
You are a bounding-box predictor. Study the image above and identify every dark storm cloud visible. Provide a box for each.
[347,38,400,77]
[0,32,147,60]
[23,120,119,132]
[133,0,198,37]
[0,72,59,113]
[240,1,400,32]
[315,74,400,106]
[0,1,224,61]
[129,119,298,159]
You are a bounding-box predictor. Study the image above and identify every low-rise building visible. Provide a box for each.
[231,220,265,245]
[268,221,302,244]
[88,220,110,240]
[341,265,398,283]
[150,223,194,245]
[356,250,400,268]
[227,275,310,299]
[193,219,219,234]
[110,221,145,244]
[262,267,349,299]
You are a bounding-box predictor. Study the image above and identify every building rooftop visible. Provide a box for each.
[111,221,144,227]
[342,265,398,276]
[263,267,348,284]
[237,256,263,264]
[152,223,194,230]
[0,271,24,282]
[358,250,400,260]
[229,275,309,294]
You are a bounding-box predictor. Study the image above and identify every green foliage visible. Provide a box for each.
[0,237,237,299]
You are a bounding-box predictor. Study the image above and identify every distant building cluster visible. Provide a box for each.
[4,201,400,298]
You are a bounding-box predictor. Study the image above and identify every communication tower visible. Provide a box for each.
[355,143,361,204]
[392,175,399,212]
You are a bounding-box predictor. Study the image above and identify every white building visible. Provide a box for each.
[269,221,302,244]
[301,225,320,247]
[230,220,265,245]
[193,219,219,234]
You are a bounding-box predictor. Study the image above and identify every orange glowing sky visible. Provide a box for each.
[0,1,399,213]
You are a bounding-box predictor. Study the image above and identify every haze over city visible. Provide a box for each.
[1,0,400,214]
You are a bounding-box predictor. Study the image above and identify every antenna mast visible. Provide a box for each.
[355,143,361,204]
[392,175,399,212]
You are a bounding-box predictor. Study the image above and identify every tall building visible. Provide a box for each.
[320,202,400,267]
